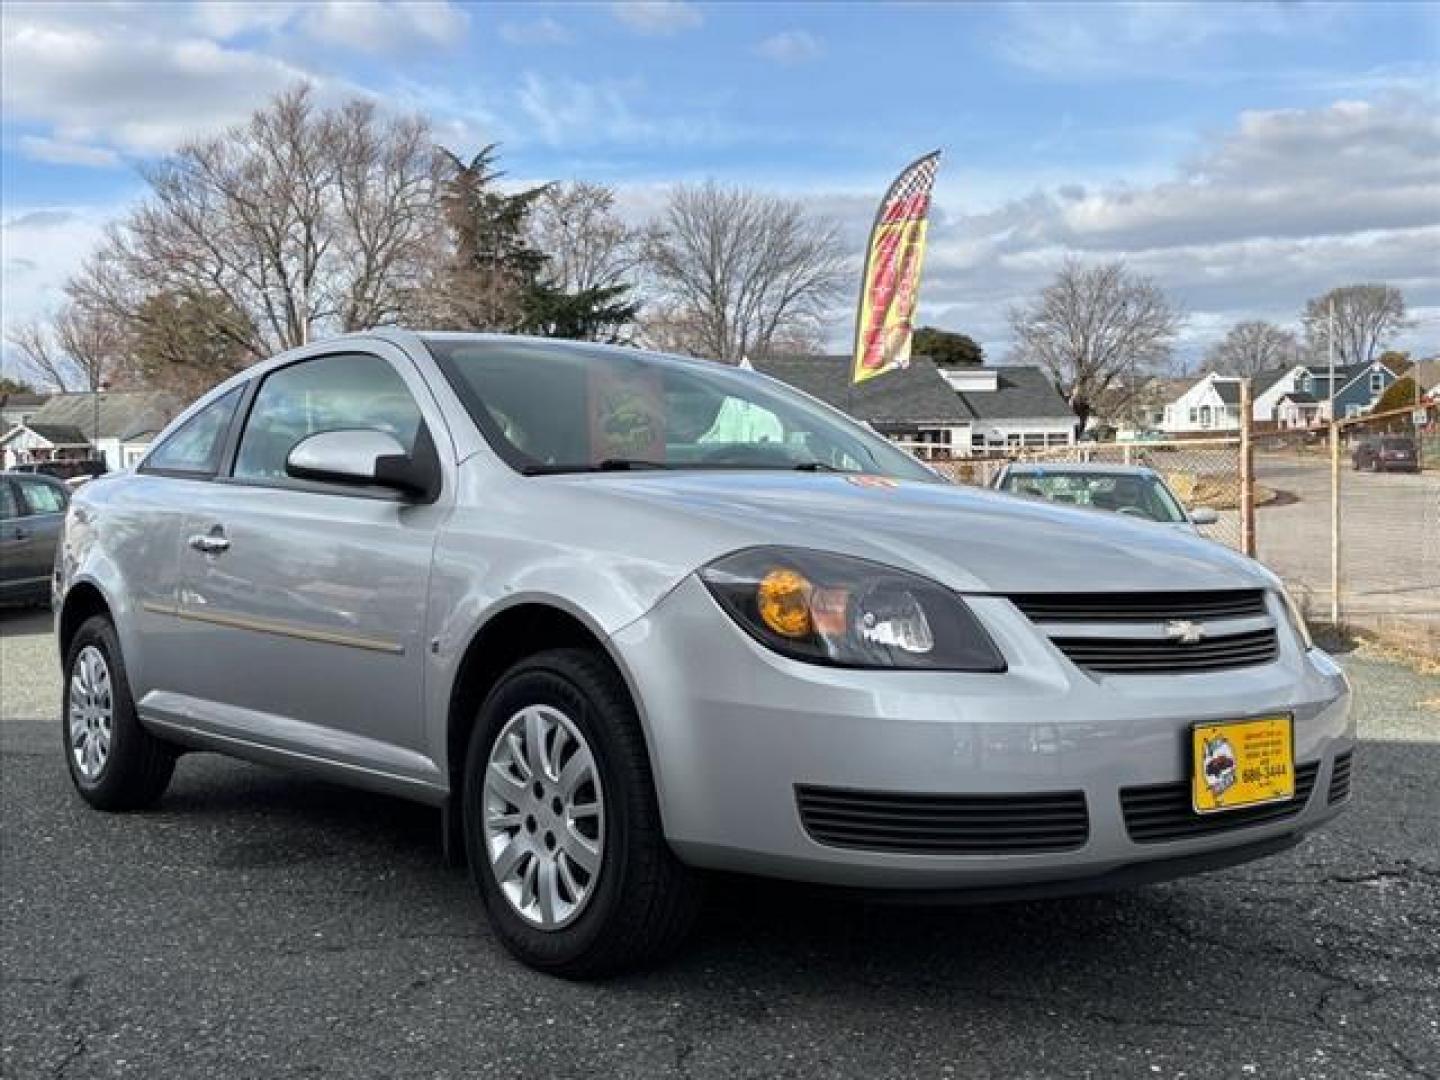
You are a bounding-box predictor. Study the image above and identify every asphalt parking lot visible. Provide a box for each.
[2,607,1438,1079]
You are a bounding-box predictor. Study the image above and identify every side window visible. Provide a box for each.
[0,483,17,521]
[14,477,67,515]
[233,353,423,483]
[145,387,243,476]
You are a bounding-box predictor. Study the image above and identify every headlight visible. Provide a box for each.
[699,547,1006,671]
[1277,587,1313,650]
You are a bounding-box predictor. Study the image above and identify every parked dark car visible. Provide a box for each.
[11,458,107,482]
[1351,435,1419,473]
[1,471,70,606]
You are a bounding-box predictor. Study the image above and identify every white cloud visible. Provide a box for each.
[754,30,823,65]
[499,16,572,46]
[300,1,470,54]
[908,92,1440,360]
[998,1,1343,82]
[17,136,120,168]
[610,1,702,36]
[0,207,117,375]
[1,13,318,154]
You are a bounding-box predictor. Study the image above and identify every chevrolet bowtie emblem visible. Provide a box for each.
[1166,619,1207,645]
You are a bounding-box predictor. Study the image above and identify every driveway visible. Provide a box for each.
[2,608,1438,1078]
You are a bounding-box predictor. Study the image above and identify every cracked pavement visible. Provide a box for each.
[2,608,1437,1079]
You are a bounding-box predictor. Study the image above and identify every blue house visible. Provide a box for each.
[1293,360,1398,421]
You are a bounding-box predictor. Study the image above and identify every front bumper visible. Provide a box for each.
[611,577,1354,890]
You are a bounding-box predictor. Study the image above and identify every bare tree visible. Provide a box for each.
[6,303,123,391]
[641,182,846,361]
[530,181,644,294]
[1007,259,1183,427]
[67,84,447,363]
[1302,284,1409,367]
[1207,320,1301,378]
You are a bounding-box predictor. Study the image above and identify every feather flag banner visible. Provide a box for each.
[851,150,942,385]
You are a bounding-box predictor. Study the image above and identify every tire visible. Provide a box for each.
[462,648,701,978]
[63,615,175,811]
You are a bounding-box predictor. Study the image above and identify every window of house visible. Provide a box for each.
[144,387,243,476]
[1005,433,1021,447]
[1188,408,1198,424]
[1370,371,1384,393]
[971,434,986,449]
[1022,433,1045,448]
[1199,406,1212,426]
[1045,432,1070,446]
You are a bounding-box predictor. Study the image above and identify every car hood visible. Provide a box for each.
[554,471,1273,595]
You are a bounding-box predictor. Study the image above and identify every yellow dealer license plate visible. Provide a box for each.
[1191,715,1294,814]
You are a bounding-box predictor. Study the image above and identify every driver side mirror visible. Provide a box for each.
[286,429,435,499]
[1189,507,1219,526]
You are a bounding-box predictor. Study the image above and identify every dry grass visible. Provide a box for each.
[1352,635,1440,677]
[1161,471,1275,510]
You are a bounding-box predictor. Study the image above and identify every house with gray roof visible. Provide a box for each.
[0,390,181,471]
[751,355,1076,458]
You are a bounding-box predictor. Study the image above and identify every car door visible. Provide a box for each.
[169,346,451,790]
[11,476,68,597]
[0,479,38,601]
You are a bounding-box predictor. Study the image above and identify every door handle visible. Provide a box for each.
[188,532,231,554]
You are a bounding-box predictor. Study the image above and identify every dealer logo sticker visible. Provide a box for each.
[1201,735,1238,799]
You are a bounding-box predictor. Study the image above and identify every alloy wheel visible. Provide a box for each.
[483,704,605,929]
[69,645,114,781]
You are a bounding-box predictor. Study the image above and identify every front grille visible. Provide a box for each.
[1048,628,1279,674]
[796,785,1089,855]
[1009,590,1268,623]
[1328,750,1353,804]
[1121,761,1319,843]
[1008,590,1278,675]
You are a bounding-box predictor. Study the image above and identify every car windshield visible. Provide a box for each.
[1379,437,1413,451]
[999,470,1188,523]
[425,337,939,481]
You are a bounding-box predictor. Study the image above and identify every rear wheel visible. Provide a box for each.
[63,615,175,810]
[462,648,701,977]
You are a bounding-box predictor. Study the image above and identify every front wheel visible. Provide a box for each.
[63,615,175,810]
[462,649,701,977]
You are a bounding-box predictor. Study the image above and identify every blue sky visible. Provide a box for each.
[3,1,1438,373]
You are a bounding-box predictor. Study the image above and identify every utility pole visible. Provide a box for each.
[1240,378,1254,556]
[1328,298,1340,626]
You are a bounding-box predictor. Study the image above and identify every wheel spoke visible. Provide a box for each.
[491,836,527,883]
[557,751,593,800]
[486,760,528,805]
[562,826,600,875]
[506,732,532,780]
[523,709,549,781]
[536,858,560,924]
[519,853,539,911]
[557,852,583,900]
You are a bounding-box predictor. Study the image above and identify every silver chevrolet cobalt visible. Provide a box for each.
[55,331,1353,976]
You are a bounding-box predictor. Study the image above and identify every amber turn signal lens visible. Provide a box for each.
[756,569,813,638]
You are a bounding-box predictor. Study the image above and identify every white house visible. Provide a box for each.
[0,391,179,470]
[1162,374,1244,434]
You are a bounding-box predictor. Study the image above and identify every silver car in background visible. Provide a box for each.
[54,331,1353,976]
[993,462,1221,533]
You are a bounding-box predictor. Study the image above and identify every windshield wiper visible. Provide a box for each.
[791,461,847,472]
[520,458,675,476]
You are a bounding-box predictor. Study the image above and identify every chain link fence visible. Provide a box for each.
[891,398,1439,656]
[911,438,1246,550]
[1255,404,1439,653]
